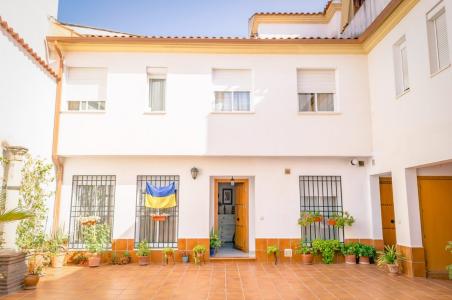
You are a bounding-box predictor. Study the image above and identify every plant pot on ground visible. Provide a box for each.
[341,243,359,265]
[80,218,110,268]
[377,245,403,275]
[267,245,279,265]
[193,245,206,265]
[88,255,101,267]
[181,251,189,263]
[312,239,340,264]
[24,262,43,290]
[358,244,376,265]
[210,229,222,257]
[295,242,314,265]
[47,225,68,268]
[136,240,150,266]
[163,248,175,265]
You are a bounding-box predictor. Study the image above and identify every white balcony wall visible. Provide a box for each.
[59,52,372,157]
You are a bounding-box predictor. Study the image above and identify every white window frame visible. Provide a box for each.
[426,1,450,76]
[67,100,106,112]
[298,93,336,113]
[145,67,167,114]
[213,90,252,113]
[393,36,410,97]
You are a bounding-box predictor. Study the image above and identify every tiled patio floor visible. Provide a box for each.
[1,262,451,300]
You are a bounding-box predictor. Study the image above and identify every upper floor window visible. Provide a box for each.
[427,2,450,75]
[393,36,410,96]
[297,69,336,112]
[212,69,251,112]
[147,67,167,112]
[65,67,107,112]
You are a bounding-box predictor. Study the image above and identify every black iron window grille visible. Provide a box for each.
[135,175,179,249]
[68,175,116,249]
[299,176,344,243]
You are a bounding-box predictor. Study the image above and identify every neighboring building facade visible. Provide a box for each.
[0,0,59,247]
[1,0,450,278]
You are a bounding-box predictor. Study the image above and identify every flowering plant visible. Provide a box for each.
[80,216,100,226]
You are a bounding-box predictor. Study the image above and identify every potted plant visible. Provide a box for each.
[340,243,359,264]
[298,211,322,227]
[267,245,279,265]
[46,226,68,268]
[295,242,314,265]
[136,240,150,266]
[24,263,43,290]
[312,239,340,264]
[181,250,190,263]
[163,247,175,265]
[80,217,110,267]
[447,242,452,280]
[210,229,222,256]
[122,251,131,264]
[193,245,206,265]
[328,212,355,228]
[72,252,88,265]
[358,244,376,264]
[377,245,403,275]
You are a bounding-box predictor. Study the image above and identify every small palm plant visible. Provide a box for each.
[377,245,403,275]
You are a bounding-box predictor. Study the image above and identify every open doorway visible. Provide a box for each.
[213,178,249,257]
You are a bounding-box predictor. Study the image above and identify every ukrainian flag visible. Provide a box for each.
[145,182,177,209]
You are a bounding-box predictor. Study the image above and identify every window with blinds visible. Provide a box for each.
[427,3,450,74]
[393,36,410,96]
[212,69,251,112]
[147,67,167,112]
[297,69,336,112]
[65,67,107,112]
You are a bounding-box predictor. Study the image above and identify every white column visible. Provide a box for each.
[368,175,383,240]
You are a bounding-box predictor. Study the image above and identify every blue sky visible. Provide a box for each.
[58,0,329,37]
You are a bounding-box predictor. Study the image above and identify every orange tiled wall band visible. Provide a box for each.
[396,245,426,277]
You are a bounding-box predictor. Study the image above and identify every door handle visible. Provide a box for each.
[390,219,395,224]
[236,218,240,221]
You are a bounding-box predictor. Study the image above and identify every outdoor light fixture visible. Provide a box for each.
[190,167,199,180]
[350,158,359,166]
[5,145,28,161]
[230,176,235,186]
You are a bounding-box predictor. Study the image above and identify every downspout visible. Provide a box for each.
[51,42,64,233]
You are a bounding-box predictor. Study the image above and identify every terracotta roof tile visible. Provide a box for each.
[251,0,333,17]
[0,16,58,80]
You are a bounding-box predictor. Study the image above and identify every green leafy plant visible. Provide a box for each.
[340,243,360,256]
[136,240,150,256]
[377,245,402,266]
[312,239,340,264]
[81,221,110,255]
[210,229,222,250]
[163,247,174,256]
[358,244,376,258]
[295,242,314,255]
[46,226,68,256]
[329,212,355,228]
[72,252,88,265]
[298,211,322,227]
[15,156,54,252]
[267,245,279,265]
[193,244,206,264]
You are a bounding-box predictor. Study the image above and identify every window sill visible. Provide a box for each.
[396,88,411,99]
[298,111,341,115]
[61,110,106,114]
[430,63,450,78]
[210,111,255,115]
[143,111,166,115]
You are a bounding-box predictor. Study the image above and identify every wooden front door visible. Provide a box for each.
[379,178,397,246]
[234,182,248,252]
[418,177,452,277]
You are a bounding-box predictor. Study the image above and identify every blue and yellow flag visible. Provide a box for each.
[145,182,176,209]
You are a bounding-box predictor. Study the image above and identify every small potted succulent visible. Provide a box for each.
[328,212,355,228]
[193,245,206,265]
[341,243,359,264]
[181,250,190,263]
[312,239,340,264]
[358,244,376,265]
[163,247,175,265]
[209,229,222,256]
[377,245,403,275]
[295,242,314,265]
[80,217,110,267]
[136,240,150,266]
[267,245,279,265]
[447,242,452,279]
[46,226,68,268]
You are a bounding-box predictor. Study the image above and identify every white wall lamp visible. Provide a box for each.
[350,158,359,166]
[190,167,199,180]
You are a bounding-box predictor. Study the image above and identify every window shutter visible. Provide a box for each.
[435,11,450,69]
[65,67,107,101]
[212,69,251,91]
[297,69,336,93]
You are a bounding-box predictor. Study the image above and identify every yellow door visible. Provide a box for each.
[379,178,397,246]
[234,182,248,252]
[418,177,452,277]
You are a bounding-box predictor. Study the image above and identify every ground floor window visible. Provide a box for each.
[135,175,179,248]
[68,175,116,249]
[299,175,344,243]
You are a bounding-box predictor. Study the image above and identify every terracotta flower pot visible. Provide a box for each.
[327,219,336,226]
[24,274,40,290]
[51,253,66,268]
[151,215,168,222]
[345,254,356,264]
[88,255,101,267]
[138,256,150,266]
[387,264,399,275]
[301,254,314,265]
[314,216,323,222]
[359,256,370,264]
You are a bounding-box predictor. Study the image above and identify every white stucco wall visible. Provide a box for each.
[59,156,374,251]
[367,0,452,247]
[59,52,372,157]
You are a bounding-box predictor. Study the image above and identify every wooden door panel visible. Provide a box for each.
[382,229,396,246]
[419,178,452,275]
[234,182,248,252]
[380,206,396,229]
[379,179,397,246]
